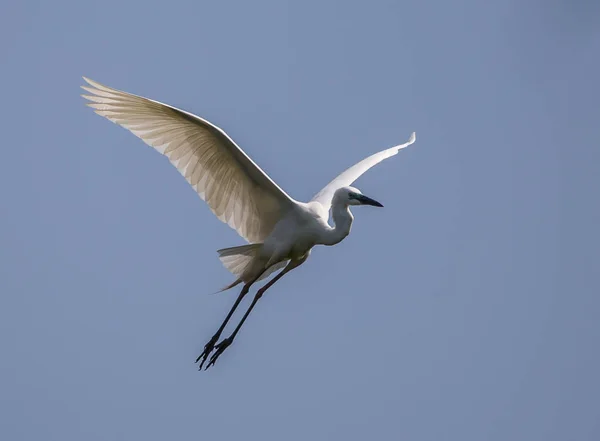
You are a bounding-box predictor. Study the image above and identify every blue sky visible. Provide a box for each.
[1,1,599,440]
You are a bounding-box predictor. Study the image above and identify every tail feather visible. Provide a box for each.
[216,244,288,292]
[214,278,243,293]
[218,244,262,277]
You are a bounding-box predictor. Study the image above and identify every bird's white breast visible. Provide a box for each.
[263,202,329,261]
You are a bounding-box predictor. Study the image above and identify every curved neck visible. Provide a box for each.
[322,200,353,246]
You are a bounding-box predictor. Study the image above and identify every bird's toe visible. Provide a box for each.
[205,338,233,369]
[196,335,220,369]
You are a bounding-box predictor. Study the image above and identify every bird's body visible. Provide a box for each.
[234,201,344,280]
[81,77,416,369]
[264,202,323,261]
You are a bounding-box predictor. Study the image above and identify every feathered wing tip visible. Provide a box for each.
[395,131,416,150]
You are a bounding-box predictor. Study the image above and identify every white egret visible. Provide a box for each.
[81,77,416,369]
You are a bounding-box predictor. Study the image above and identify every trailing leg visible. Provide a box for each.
[205,257,307,369]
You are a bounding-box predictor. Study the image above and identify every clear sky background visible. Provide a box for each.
[1,1,599,440]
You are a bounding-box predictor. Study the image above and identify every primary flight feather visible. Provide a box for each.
[81,77,416,369]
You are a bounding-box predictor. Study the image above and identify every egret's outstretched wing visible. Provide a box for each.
[81,77,297,243]
[311,132,416,210]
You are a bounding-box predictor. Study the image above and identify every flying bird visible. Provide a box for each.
[81,77,416,369]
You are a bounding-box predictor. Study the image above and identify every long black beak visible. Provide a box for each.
[357,194,384,207]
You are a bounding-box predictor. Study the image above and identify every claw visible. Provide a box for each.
[205,338,233,369]
[195,335,219,370]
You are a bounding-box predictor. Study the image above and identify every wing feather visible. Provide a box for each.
[311,132,416,210]
[82,77,297,243]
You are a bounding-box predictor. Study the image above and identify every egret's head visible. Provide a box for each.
[337,186,383,207]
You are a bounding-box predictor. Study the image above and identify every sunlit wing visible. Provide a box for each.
[311,132,416,210]
[81,77,297,243]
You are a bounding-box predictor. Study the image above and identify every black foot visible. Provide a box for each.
[205,337,233,369]
[195,334,219,370]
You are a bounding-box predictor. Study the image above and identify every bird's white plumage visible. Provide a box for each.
[217,244,287,284]
[81,77,416,286]
[81,77,296,244]
[311,132,416,211]
[82,77,418,368]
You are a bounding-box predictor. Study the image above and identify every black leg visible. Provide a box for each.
[196,281,252,369]
[205,258,305,369]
